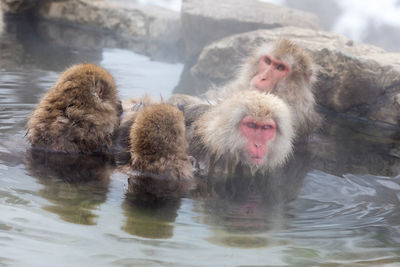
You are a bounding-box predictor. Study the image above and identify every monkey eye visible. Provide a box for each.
[261,125,273,130]
[264,57,271,65]
[246,122,257,129]
[276,64,286,71]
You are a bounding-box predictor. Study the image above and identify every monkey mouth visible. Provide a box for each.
[250,83,275,93]
[249,156,264,164]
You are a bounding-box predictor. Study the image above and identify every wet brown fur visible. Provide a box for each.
[26,63,120,153]
[123,103,194,200]
[129,104,191,174]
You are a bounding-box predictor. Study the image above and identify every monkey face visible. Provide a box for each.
[194,90,294,174]
[250,55,290,93]
[239,115,276,165]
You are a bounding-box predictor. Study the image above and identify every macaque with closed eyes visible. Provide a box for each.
[189,90,295,176]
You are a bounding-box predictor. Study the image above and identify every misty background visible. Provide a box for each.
[109,0,400,52]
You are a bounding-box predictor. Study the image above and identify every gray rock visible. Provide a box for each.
[181,0,321,58]
[36,19,184,63]
[191,27,400,127]
[39,0,181,44]
[0,2,3,35]
[308,113,400,177]
[0,0,38,14]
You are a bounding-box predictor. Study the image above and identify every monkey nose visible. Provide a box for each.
[254,144,261,148]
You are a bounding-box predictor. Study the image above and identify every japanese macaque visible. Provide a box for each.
[171,39,320,139]
[209,39,320,137]
[0,5,3,36]
[26,63,121,153]
[116,95,163,163]
[190,90,295,176]
[120,102,195,202]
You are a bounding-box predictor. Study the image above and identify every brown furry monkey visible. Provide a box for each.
[120,103,195,202]
[26,63,121,153]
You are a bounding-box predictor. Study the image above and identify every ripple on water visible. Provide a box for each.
[0,70,58,138]
[276,170,400,264]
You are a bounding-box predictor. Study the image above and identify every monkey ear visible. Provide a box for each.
[305,72,312,82]
[116,100,123,116]
[131,101,143,112]
[305,65,318,84]
[95,82,104,100]
[177,103,185,113]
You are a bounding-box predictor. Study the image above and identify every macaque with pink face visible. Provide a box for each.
[190,90,295,176]
[250,51,291,92]
[205,39,320,139]
[239,115,277,165]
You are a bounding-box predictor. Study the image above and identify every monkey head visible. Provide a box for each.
[194,90,295,174]
[129,104,189,163]
[27,63,121,153]
[228,39,320,138]
[127,104,195,200]
[53,63,119,110]
[247,39,316,94]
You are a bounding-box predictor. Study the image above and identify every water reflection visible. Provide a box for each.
[310,112,400,177]
[286,171,400,266]
[199,146,312,248]
[0,17,102,71]
[25,150,113,225]
[121,199,181,239]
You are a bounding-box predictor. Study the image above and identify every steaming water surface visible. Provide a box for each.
[1,17,400,266]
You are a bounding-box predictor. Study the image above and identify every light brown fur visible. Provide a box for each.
[206,39,321,139]
[190,90,294,176]
[26,63,120,153]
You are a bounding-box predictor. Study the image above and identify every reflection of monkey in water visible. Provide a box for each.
[198,145,312,249]
[26,63,121,153]
[121,198,181,239]
[118,102,195,202]
[25,149,112,225]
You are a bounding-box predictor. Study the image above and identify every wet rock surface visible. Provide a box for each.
[0,0,39,14]
[0,2,3,34]
[38,0,181,44]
